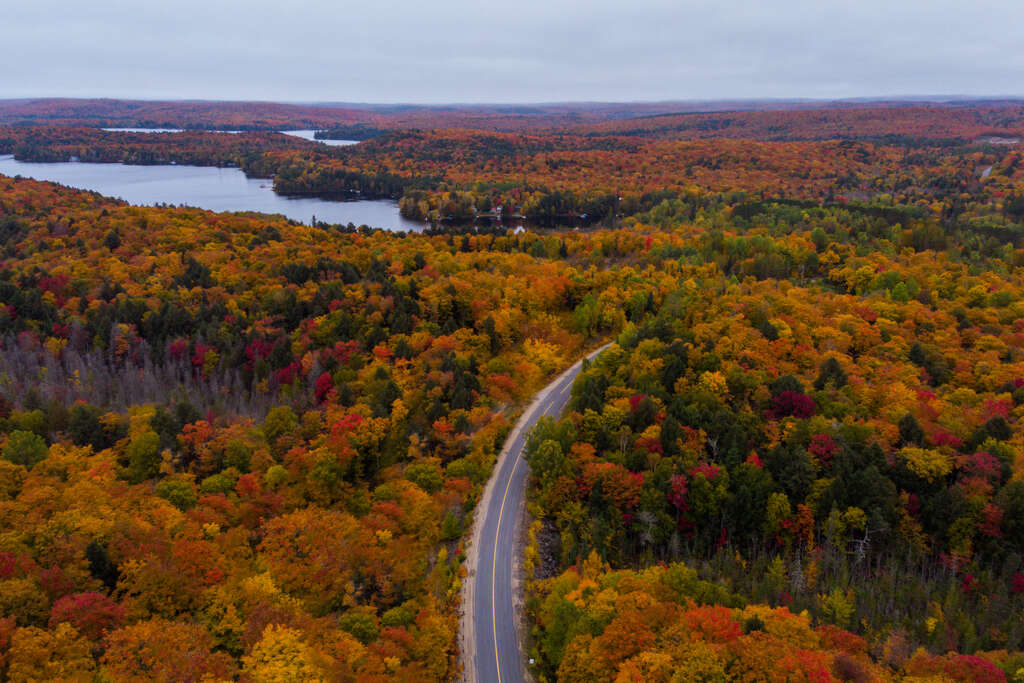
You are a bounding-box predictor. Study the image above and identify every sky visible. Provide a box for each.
[3,0,1023,103]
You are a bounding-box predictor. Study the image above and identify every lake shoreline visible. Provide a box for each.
[0,154,426,232]
[0,154,592,233]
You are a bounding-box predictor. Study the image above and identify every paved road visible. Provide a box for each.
[464,345,609,683]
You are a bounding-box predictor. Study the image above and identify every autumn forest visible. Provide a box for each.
[1,98,1024,681]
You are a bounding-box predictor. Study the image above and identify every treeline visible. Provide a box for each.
[567,103,1024,142]
[0,97,693,132]
[6,120,1024,236]
[314,125,385,141]
[0,126,307,168]
[272,161,440,200]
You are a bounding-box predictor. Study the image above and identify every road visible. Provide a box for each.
[461,344,609,683]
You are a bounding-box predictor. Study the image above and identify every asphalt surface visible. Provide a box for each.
[467,345,608,683]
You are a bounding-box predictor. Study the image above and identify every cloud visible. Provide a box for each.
[2,0,1021,102]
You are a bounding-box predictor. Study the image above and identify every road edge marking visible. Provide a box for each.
[491,432,523,683]
[463,341,611,683]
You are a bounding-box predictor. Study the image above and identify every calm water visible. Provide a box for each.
[0,155,425,231]
[279,130,359,146]
[103,128,358,146]
[102,127,186,133]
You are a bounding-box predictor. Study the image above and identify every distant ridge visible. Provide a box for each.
[2,96,1023,134]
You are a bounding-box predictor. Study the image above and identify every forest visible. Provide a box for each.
[567,103,1024,143]
[6,115,1024,231]
[0,99,689,134]
[1,100,1024,680]
[0,171,641,679]
[524,205,1024,680]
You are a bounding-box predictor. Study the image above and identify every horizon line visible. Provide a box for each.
[2,94,1024,108]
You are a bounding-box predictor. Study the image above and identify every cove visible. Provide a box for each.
[0,155,425,232]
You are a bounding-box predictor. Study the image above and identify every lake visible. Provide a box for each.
[0,155,426,232]
[103,128,359,146]
[279,130,359,146]
[102,127,187,133]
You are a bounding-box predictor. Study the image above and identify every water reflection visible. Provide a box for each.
[0,155,424,231]
[101,127,186,133]
[279,130,359,146]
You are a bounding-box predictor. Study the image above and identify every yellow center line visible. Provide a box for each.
[487,355,594,682]
[491,421,525,683]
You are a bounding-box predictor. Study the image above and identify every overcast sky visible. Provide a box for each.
[3,0,1022,103]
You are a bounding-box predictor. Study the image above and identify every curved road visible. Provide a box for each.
[462,344,609,683]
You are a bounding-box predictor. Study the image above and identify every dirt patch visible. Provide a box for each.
[534,519,562,581]
[512,493,535,682]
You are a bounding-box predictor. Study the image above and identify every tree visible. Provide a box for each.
[0,578,49,626]
[813,356,848,390]
[263,406,298,452]
[0,460,25,500]
[898,413,924,446]
[68,403,115,449]
[242,624,332,683]
[258,508,373,614]
[2,430,48,469]
[338,608,379,645]
[405,461,444,493]
[6,623,95,681]
[527,439,571,496]
[49,592,125,641]
[155,477,198,510]
[101,618,236,681]
[124,429,161,483]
